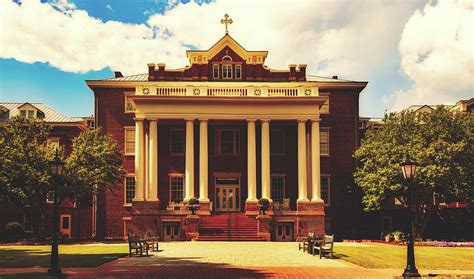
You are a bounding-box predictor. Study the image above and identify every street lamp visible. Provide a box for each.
[400,154,420,278]
[48,149,64,275]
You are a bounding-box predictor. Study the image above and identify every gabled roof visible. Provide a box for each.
[186,34,268,65]
[0,103,84,123]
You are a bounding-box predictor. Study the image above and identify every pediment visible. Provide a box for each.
[186,34,268,65]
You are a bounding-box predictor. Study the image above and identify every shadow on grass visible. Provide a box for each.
[0,273,64,279]
[0,249,127,268]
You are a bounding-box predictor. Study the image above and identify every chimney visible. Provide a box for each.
[289,64,297,81]
[298,64,307,81]
[114,71,123,78]
[332,75,338,79]
[157,63,166,81]
[147,63,156,81]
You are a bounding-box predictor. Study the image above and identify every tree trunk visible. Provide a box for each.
[76,205,81,241]
[37,207,45,240]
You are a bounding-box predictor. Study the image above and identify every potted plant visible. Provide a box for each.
[384,233,394,242]
[257,198,270,215]
[392,231,403,242]
[186,198,200,215]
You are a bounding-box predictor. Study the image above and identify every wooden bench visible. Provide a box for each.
[313,234,334,258]
[127,232,149,257]
[296,236,308,251]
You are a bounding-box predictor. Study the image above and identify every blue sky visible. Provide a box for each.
[0,0,472,118]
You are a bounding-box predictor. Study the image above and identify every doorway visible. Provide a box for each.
[215,178,241,212]
[163,222,181,241]
[275,223,293,241]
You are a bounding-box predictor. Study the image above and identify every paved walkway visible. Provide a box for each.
[1,242,473,278]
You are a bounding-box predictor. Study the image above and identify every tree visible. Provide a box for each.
[64,128,125,239]
[354,106,473,238]
[0,116,54,238]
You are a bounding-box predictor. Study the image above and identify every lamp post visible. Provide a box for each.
[48,149,64,275]
[400,154,421,278]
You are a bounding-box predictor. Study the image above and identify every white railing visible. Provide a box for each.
[136,86,317,97]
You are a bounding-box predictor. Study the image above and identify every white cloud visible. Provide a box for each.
[1,0,418,81]
[391,0,473,111]
[105,4,114,12]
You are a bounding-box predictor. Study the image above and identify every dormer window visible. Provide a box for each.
[222,65,232,79]
[213,65,219,78]
[20,110,35,119]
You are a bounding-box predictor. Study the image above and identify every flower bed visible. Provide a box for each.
[343,239,474,247]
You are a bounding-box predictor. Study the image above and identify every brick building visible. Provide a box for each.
[86,25,367,241]
[0,102,93,239]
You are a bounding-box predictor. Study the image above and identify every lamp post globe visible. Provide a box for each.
[400,153,420,278]
[48,149,64,275]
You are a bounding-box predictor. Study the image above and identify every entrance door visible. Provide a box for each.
[215,186,240,212]
[163,222,181,241]
[275,223,293,241]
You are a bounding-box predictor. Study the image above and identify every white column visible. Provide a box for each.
[261,119,271,201]
[185,119,195,201]
[311,119,323,202]
[133,119,145,201]
[148,119,159,201]
[199,119,209,202]
[297,119,309,202]
[247,119,257,202]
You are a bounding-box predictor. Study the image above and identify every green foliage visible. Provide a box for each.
[188,198,199,205]
[354,106,473,237]
[258,198,270,207]
[64,128,125,205]
[4,221,24,241]
[0,116,54,208]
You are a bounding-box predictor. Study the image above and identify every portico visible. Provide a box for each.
[129,87,327,214]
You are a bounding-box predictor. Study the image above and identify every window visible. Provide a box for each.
[271,175,285,203]
[222,64,232,79]
[28,110,34,119]
[235,65,242,79]
[48,138,60,151]
[170,129,185,155]
[321,176,330,206]
[270,129,285,155]
[124,127,135,155]
[217,129,239,155]
[61,216,70,230]
[124,175,135,205]
[20,110,35,119]
[170,175,184,202]
[213,65,219,78]
[320,130,330,156]
[124,96,135,112]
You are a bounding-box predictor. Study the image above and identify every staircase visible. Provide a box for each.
[197,213,263,241]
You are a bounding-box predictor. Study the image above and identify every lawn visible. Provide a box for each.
[334,243,474,270]
[0,244,128,268]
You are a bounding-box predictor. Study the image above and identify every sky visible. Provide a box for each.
[0,0,472,118]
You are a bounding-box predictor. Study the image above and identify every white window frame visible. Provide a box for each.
[47,137,60,152]
[235,64,242,79]
[124,126,135,156]
[270,174,286,203]
[321,175,331,206]
[216,128,240,156]
[213,64,219,79]
[169,174,185,203]
[170,128,185,155]
[46,191,54,204]
[222,64,232,79]
[320,129,330,156]
[124,94,135,113]
[124,174,135,206]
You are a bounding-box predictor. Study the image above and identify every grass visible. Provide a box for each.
[0,245,128,268]
[334,243,474,270]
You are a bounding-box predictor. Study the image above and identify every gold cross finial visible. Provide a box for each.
[220,13,233,35]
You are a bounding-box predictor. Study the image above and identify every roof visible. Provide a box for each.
[98,73,361,83]
[0,103,84,123]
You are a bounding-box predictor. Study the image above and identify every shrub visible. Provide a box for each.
[4,221,24,242]
[188,198,200,205]
[258,198,269,207]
